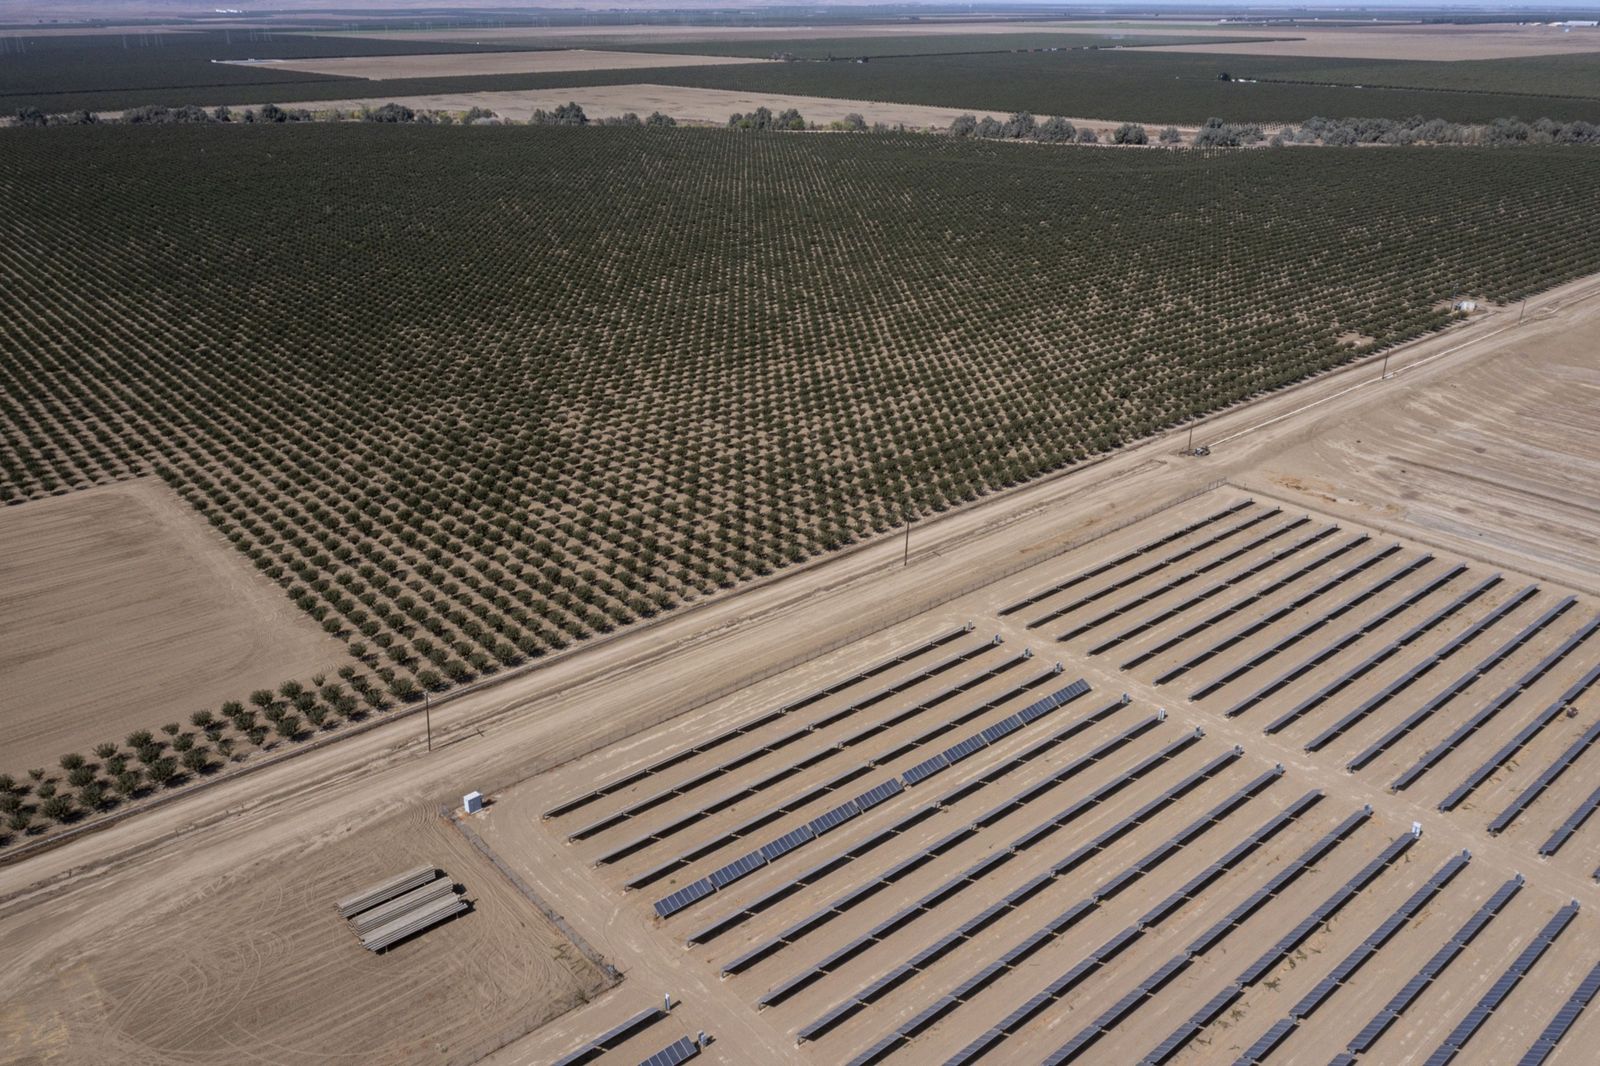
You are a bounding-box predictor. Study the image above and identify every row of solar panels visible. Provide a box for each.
[1226,562,1467,718]
[1095,524,1341,658]
[1518,958,1600,1066]
[635,670,1061,889]
[1311,583,1539,755]
[729,711,1158,977]
[999,499,1255,616]
[1027,507,1282,631]
[1123,532,1370,672]
[1059,515,1312,643]
[1156,541,1403,686]
[651,680,1091,919]
[1234,851,1470,1065]
[550,1007,666,1066]
[1394,610,1599,794]
[544,624,972,819]
[637,1036,701,1066]
[1139,832,1436,1066]
[1350,594,1574,774]
[1043,807,1386,1066]
[569,637,1000,841]
[775,728,1209,1011]
[1262,572,1497,734]
[932,788,1324,1066]
[687,698,1131,949]
[1343,873,1525,1056]
[605,653,1039,879]
[1420,900,1581,1066]
[797,753,1266,1043]
[1483,658,1600,833]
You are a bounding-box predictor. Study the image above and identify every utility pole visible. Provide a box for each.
[1381,351,1390,380]
[424,692,432,752]
[904,520,911,566]
[1519,299,1527,326]
[1187,422,1196,455]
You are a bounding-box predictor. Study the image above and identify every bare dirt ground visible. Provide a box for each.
[221,48,768,80]
[0,805,607,1065]
[247,83,1183,135]
[1148,22,1600,60]
[1232,289,1600,597]
[1,273,1598,1064]
[0,477,348,772]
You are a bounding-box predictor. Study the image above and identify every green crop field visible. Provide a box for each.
[11,37,1599,124]
[3,123,1599,832]
[0,29,522,113]
[591,31,1285,60]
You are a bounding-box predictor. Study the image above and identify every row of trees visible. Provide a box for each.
[948,112,1183,146]
[0,674,375,843]
[728,106,807,131]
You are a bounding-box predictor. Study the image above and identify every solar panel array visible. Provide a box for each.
[1343,875,1525,1056]
[546,624,972,819]
[1308,582,1538,754]
[1093,523,1341,657]
[636,1036,700,1066]
[1519,958,1600,1066]
[652,679,1091,918]
[1027,506,1284,631]
[790,743,1247,1033]
[1229,850,1470,1065]
[1154,541,1403,685]
[1261,572,1499,734]
[1347,594,1574,773]
[1056,515,1314,642]
[1038,807,1381,1065]
[1189,551,1431,700]
[725,711,1169,980]
[1420,900,1580,1066]
[537,495,1600,1066]
[614,656,1047,882]
[1392,612,1600,792]
[550,1007,667,1066]
[999,499,1254,616]
[571,637,1002,843]
[1224,562,1468,719]
[686,696,1131,948]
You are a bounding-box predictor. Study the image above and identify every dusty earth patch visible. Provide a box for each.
[0,478,348,772]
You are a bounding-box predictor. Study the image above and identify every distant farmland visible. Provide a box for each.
[2,124,1599,801]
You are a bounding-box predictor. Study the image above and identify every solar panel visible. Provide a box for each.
[902,753,949,786]
[853,778,903,812]
[980,716,1024,745]
[707,851,766,890]
[807,800,861,836]
[653,878,715,919]
[941,735,988,765]
[759,826,816,863]
[637,1036,698,1066]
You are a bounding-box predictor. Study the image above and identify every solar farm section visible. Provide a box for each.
[486,490,1600,1065]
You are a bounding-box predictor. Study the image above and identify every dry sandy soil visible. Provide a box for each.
[222,48,767,80]
[0,275,1597,1064]
[1148,22,1600,60]
[0,478,348,773]
[0,806,607,1065]
[264,82,1166,134]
